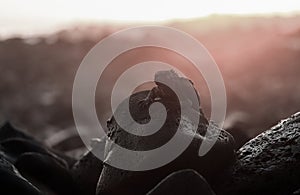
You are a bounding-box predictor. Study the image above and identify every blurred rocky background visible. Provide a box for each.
[1,1,300,193]
[1,15,300,147]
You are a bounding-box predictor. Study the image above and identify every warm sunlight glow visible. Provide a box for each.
[0,0,299,37]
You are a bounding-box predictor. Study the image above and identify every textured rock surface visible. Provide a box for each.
[0,153,41,195]
[0,122,79,194]
[146,169,215,195]
[0,122,35,142]
[16,152,79,195]
[0,122,76,167]
[0,138,66,166]
[97,90,235,195]
[216,112,300,195]
[72,138,105,195]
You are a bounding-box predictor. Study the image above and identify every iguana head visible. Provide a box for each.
[154,69,179,86]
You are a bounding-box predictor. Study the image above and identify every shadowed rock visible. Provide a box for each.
[216,112,300,195]
[147,169,215,195]
[72,138,106,195]
[0,138,67,167]
[0,122,76,167]
[96,89,235,195]
[15,152,79,195]
[0,122,79,194]
[0,153,41,195]
[0,122,35,142]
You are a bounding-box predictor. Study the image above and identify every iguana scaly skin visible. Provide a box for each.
[139,70,208,126]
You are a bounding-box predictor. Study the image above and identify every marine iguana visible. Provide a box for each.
[138,69,208,126]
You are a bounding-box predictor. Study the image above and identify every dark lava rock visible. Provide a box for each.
[216,112,300,195]
[147,169,215,195]
[0,122,35,142]
[72,138,106,195]
[0,138,67,167]
[0,153,41,195]
[15,152,79,195]
[96,90,235,195]
[0,122,78,194]
[0,122,76,167]
[52,134,85,152]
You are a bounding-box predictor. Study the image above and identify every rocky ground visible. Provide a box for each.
[2,15,300,139]
[1,14,300,195]
[0,86,300,194]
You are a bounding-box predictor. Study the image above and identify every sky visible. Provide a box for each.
[0,0,299,37]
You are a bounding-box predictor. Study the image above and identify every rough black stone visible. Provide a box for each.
[0,153,41,195]
[216,112,300,195]
[97,90,235,195]
[147,169,215,195]
[72,138,105,195]
[15,152,79,195]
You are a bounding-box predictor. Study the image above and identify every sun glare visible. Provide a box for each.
[0,0,299,37]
